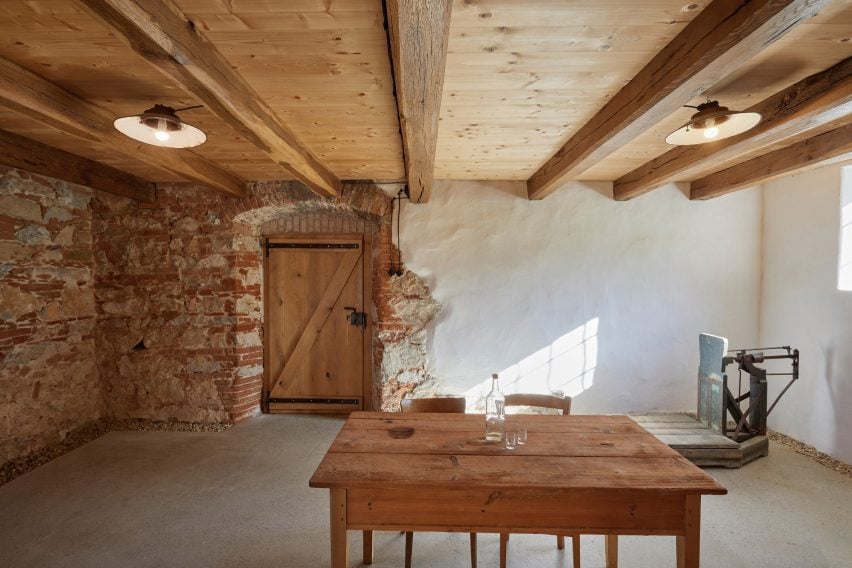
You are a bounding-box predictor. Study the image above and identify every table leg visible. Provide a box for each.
[362,530,373,565]
[677,494,701,568]
[605,535,618,568]
[572,535,581,568]
[330,488,348,568]
[499,533,508,568]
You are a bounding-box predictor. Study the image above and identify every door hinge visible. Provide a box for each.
[267,397,360,405]
[265,241,360,256]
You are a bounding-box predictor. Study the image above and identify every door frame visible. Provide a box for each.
[262,232,374,413]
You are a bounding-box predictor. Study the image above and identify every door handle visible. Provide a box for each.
[343,307,367,330]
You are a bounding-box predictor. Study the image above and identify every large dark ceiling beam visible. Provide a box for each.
[690,122,852,199]
[527,0,830,200]
[0,128,156,202]
[614,57,852,200]
[79,0,340,198]
[385,0,453,203]
[0,56,246,196]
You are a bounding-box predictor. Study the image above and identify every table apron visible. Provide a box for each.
[346,488,689,535]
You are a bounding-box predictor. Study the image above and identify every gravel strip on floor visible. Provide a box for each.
[768,429,851,478]
[0,419,232,487]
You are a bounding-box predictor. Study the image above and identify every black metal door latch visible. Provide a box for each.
[344,307,367,330]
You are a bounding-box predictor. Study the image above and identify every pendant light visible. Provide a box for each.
[665,100,761,146]
[114,104,207,148]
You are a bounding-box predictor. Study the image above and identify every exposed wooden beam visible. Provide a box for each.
[0,129,156,202]
[79,0,340,198]
[385,0,452,203]
[0,57,246,197]
[690,123,852,200]
[527,0,830,200]
[615,57,852,201]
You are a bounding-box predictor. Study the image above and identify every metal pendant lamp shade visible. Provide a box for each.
[665,101,761,146]
[114,104,207,148]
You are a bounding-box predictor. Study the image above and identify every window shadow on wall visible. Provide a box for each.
[464,318,598,412]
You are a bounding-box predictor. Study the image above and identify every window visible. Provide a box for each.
[840,166,852,291]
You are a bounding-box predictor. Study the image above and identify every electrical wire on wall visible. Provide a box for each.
[388,186,409,276]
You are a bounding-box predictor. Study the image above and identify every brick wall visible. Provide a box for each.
[1,171,442,462]
[94,180,416,422]
[0,168,100,463]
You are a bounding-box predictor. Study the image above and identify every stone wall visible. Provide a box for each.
[0,168,100,463]
[94,188,254,423]
[378,270,443,410]
[94,180,439,421]
[1,170,443,463]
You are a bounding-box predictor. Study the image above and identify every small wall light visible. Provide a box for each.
[114,104,207,148]
[665,100,761,145]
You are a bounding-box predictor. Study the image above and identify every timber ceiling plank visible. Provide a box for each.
[614,56,852,200]
[164,0,404,181]
[0,128,156,202]
[78,0,341,198]
[0,0,285,183]
[525,0,831,200]
[385,0,453,203]
[690,122,852,199]
[436,1,706,181]
[581,0,852,181]
[0,56,246,196]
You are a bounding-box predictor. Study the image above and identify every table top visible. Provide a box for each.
[309,412,727,495]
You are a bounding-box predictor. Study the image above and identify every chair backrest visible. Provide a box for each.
[504,393,572,415]
[400,397,466,414]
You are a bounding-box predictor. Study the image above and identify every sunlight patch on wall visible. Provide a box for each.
[465,318,599,411]
[840,167,852,291]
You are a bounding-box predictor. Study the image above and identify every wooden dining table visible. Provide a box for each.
[309,411,727,567]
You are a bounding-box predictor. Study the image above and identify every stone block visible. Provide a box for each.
[238,364,263,377]
[0,285,42,321]
[55,226,75,246]
[0,242,35,262]
[236,294,261,317]
[15,224,51,245]
[56,183,91,210]
[0,195,42,222]
[235,330,261,347]
[187,356,222,374]
[44,206,73,222]
[172,216,200,233]
[61,286,96,318]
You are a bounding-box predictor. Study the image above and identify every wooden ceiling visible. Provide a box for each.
[0,0,850,203]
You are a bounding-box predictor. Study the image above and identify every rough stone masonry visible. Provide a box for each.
[0,167,442,464]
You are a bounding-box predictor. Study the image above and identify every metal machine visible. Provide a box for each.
[698,334,799,442]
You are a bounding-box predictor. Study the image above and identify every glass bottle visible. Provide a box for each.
[485,373,505,441]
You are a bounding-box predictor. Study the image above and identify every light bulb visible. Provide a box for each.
[703,126,719,139]
[154,118,170,142]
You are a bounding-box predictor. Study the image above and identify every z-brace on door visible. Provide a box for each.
[263,235,371,413]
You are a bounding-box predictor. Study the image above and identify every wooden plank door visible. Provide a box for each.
[264,235,371,413]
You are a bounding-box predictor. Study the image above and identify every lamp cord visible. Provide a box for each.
[388,187,408,276]
[174,104,204,113]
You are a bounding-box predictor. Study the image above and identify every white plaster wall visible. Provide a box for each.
[760,162,852,463]
[400,180,762,414]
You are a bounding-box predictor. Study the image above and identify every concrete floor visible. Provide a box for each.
[0,414,849,568]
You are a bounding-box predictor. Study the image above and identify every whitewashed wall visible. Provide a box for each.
[760,162,852,463]
[400,180,762,414]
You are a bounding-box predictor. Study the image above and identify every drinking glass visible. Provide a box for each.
[504,431,517,450]
[516,427,527,446]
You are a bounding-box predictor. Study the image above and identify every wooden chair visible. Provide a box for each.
[400,396,466,413]
[363,396,476,568]
[500,393,579,568]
